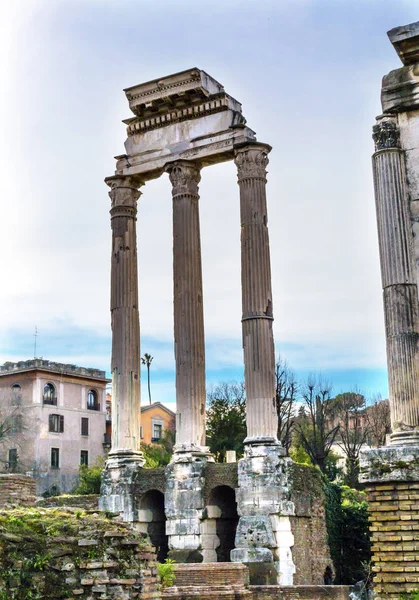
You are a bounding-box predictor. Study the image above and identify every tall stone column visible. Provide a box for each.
[234,143,278,443]
[166,161,207,454]
[164,161,211,562]
[372,115,419,445]
[99,175,144,521]
[232,144,295,585]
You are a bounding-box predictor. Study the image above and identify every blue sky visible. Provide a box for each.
[1,0,417,408]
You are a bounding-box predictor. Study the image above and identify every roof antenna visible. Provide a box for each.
[34,326,38,359]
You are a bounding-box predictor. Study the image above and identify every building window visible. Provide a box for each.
[8,449,18,471]
[10,414,23,434]
[43,383,57,406]
[152,423,162,442]
[140,425,143,439]
[80,450,88,466]
[51,448,59,469]
[49,414,64,433]
[11,384,21,394]
[87,390,99,411]
[81,417,89,436]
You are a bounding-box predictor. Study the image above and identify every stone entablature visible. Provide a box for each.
[114,67,256,181]
[0,359,107,382]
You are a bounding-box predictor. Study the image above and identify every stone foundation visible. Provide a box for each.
[165,455,210,563]
[0,506,160,599]
[0,474,36,507]
[360,444,419,599]
[161,563,349,600]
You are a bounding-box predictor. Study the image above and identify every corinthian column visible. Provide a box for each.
[106,175,144,461]
[234,143,278,443]
[372,115,419,445]
[166,161,207,453]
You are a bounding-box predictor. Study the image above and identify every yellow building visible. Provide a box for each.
[140,402,175,445]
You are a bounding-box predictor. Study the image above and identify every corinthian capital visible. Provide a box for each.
[166,161,201,197]
[105,176,143,208]
[372,115,401,151]
[234,144,271,181]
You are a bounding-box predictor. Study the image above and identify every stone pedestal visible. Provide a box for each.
[231,444,296,585]
[165,454,212,563]
[360,446,419,599]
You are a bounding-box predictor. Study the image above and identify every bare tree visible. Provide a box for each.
[366,395,391,447]
[295,378,339,473]
[275,357,298,455]
[333,392,370,488]
[0,388,35,472]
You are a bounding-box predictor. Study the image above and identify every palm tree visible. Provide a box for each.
[141,353,154,404]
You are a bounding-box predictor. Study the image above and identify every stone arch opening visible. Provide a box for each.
[207,485,238,563]
[139,489,168,562]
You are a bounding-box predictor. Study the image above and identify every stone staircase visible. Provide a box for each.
[161,562,252,600]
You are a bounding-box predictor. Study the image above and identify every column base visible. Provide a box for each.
[171,443,214,463]
[232,443,295,585]
[390,428,419,446]
[165,452,213,562]
[360,444,419,599]
[99,449,144,521]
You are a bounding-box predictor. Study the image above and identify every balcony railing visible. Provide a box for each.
[42,395,58,406]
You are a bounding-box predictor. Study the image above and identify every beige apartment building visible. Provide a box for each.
[0,359,109,495]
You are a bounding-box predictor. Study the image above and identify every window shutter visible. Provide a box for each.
[59,415,64,433]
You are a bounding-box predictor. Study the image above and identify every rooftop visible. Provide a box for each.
[0,359,108,381]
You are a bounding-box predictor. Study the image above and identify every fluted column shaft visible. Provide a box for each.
[167,161,206,451]
[106,175,143,457]
[372,115,419,443]
[235,144,278,442]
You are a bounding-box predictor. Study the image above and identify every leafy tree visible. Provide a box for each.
[324,482,371,585]
[206,382,246,462]
[141,353,154,404]
[295,379,339,473]
[142,429,175,468]
[275,357,298,454]
[73,457,106,494]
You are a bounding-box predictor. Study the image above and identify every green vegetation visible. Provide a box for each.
[0,507,146,599]
[142,429,175,467]
[206,382,246,462]
[72,457,105,494]
[324,482,371,585]
[158,557,176,588]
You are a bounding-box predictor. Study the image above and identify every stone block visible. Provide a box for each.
[168,534,201,550]
[235,515,276,548]
[206,505,222,519]
[200,519,216,534]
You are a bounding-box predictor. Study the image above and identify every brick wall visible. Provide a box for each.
[289,464,332,585]
[36,494,99,510]
[366,481,419,599]
[0,474,36,507]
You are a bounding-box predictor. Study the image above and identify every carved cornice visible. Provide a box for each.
[234,145,270,181]
[372,116,401,151]
[126,97,230,136]
[105,176,143,209]
[167,162,201,197]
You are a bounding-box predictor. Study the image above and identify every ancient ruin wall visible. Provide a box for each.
[0,507,161,599]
